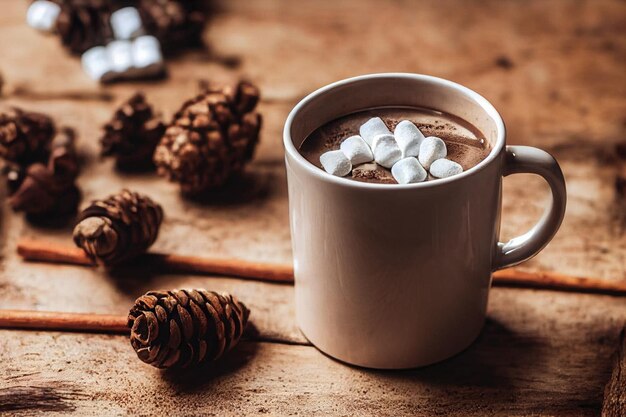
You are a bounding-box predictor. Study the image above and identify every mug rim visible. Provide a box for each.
[283,73,506,189]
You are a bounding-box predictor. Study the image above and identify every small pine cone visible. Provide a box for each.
[137,0,208,53]
[0,107,55,165]
[8,163,80,217]
[56,0,113,55]
[73,190,163,265]
[154,81,262,194]
[101,93,165,170]
[8,127,80,216]
[128,289,250,369]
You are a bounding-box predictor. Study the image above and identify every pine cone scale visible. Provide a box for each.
[161,348,181,369]
[134,346,156,363]
[204,300,226,360]
[189,300,209,339]
[167,318,181,350]
[176,304,194,341]
[155,304,168,323]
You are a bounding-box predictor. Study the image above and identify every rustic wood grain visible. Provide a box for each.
[1,289,625,416]
[0,0,625,415]
[603,326,626,417]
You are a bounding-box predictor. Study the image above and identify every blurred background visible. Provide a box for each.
[1,0,623,280]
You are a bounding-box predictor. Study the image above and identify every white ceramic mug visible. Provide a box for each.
[283,73,566,369]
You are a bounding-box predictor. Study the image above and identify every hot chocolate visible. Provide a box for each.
[299,107,491,184]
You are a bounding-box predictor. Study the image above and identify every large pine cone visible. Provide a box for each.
[154,81,262,194]
[137,0,209,52]
[0,107,55,165]
[128,289,250,369]
[101,93,165,170]
[8,127,80,217]
[56,0,113,55]
[73,190,163,265]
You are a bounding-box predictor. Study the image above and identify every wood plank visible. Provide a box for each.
[0,0,625,415]
[603,326,626,417]
[1,288,624,416]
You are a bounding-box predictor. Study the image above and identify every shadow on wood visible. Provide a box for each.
[404,318,542,389]
[105,261,162,297]
[182,168,276,207]
[159,341,259,393]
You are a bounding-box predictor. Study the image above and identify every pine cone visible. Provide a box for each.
[8,164,80,217]
[154,81,262,194]
[56,0,113,55]
[137,0,209,53]
[128,289,250,369]
[101,93,165,170]
[8,128,80,217]
[0,107,55,165]
[73,190,163,265]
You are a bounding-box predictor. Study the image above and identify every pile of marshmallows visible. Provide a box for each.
[320,117,464,184]
[27,0,164,82]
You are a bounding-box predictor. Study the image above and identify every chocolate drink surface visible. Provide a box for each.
[299,107,491,184]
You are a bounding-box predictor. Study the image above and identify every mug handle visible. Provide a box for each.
[493,146,567,270]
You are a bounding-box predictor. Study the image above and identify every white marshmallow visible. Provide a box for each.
[320,150,352,177]
[340,135,373,165]
[373,135,402,168]
[418,136,447,170]
[132,36,165,76]
[430,158,463,179]
[110,7,143,40]
[370,133,394,152]
[81,46,116,82]
[107,40,134,75]
[394,120,425,158]
[26,0,61,32]
[391,157,427,184]
[359,117,391,147]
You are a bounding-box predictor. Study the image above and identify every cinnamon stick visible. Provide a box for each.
[16,238,626,295]
[0,310,128,333]
[17,238,294,283]
[18,239,96,266]
[0,309,311,347]
[150,253,294,283]
[493,268,626,295]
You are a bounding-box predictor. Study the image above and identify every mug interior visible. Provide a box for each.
[284,73,505,184]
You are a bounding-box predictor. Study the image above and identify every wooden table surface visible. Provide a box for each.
[1,0,625,415]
